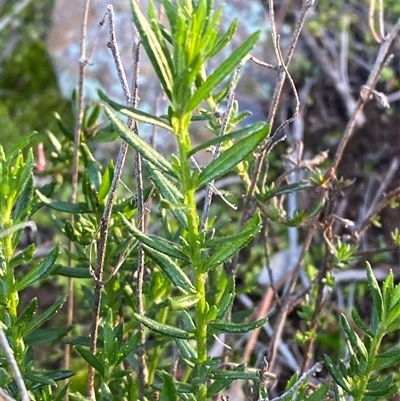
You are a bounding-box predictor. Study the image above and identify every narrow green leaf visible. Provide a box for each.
[25,326,72,346]
[130,0,173,99]
[12,174,34,221]
[120,213,188,260]
[133,313,192,339]
[366,262,384,320]
[208,19,238,58]
[181,310,196,332]
[203,213,261,248]
[98,160,114,203]
[16,297,38,326]
[17,149,35,199]
[196,123,270,188]
[53,383,70,401]
[103,104,174,176]
[98,90,173,132]
[147,2,174,77]
[101,383,114,401]
[207,366,257,397]
[263,182,314,202]
[188,30,261,111]
[103,310,116,363]
[55,266,92,279]
[374,347,400,370]
[82,171,98,211]
[6,131,37,159]
[207,378,234,398]
[341,314,368,361]
[205,213,262,270]
[323,354,352,394]
[160,372,178,401]
[36,190,91,214]
[142,244,195,294]
[386,319,400,333]
[365,375,396,397]
[9,244,35,269]
[0,221,36,240]
[146,163,187,229]
[209,317,266,334]
[75,346,105,377]
[168,294,201,310]
[370,302,379,336]
[80,143,101,191]
[351,308,372,336]
[211,370,258,381]
[306,383,330,401]
[216,277,235,320]
[116,333,140,365]
[159,0,178,27]
[68,393,92,401]
[16,245,60,291]
[173,54,203,108]
[63,336,100,348]
[175,338,197,360]
[187,122,266,158]
[86,103,102,128]
[54,113,74,141]
[24,295,67,336]
[389,281,400,311]
[25,372,56,387]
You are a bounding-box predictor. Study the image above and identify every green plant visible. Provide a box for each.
[324,263,400,401]
[92,1,271,399]
[0,136,74,399]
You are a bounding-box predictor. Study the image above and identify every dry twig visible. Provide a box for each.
[65,0,91,391]
[0,326,29,401]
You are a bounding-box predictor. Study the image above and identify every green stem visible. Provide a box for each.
[174,114,208,401]
[354,329,384,401]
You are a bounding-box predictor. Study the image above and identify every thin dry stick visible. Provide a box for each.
[353,186,400,242]
[368,0,383,43]
[366,158,399,217]
[301,197,336,373]
[0,388,17,401]
[108,3,146,397]
[64,0,91,388]
[242,287,274,363]
[331,17,400,173]
[378,0,385,39]
[86,4,139,397]
[266,228,314,371]
[0,326,29,401]
[266,362,323,401]
[130,29,147,401]
[0,0,33,31]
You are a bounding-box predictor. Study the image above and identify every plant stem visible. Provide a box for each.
[354,329,384,401]
[175,114,208,401]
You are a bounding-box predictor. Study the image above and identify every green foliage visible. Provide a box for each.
[0,140,74,398]
[325,263,400,401]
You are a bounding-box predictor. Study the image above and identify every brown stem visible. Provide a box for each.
[65,0,91,396]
